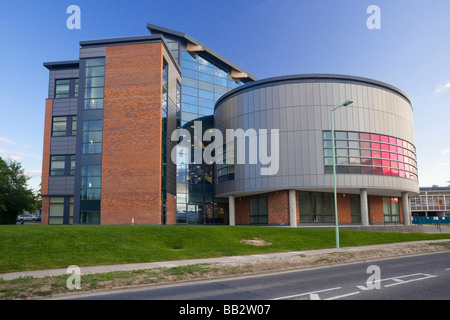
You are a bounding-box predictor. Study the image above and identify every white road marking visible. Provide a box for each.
[272,287,341,300]
[383,273,437,287]
[325,292,360,300]
[273,272,439,301]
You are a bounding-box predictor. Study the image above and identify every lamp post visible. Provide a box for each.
[331,99,353,249]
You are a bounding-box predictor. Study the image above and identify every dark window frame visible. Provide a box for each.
[50,154,75,176]
[250,194,268,224]
[298,191,335,223]
[51,115,77,137]
[55,78,79,99]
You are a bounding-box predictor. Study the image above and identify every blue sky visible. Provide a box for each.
[0,0,449,191]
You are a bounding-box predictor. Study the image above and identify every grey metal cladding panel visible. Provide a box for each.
[52,98,78,116]
[79,47,106,59]
[50,137,77,155]
[48,176,75,195]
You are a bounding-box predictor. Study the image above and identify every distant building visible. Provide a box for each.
[410,186,450,217]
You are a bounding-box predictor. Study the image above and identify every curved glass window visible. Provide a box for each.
[323,131,417,181]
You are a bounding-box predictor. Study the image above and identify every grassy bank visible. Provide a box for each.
[1,225,450,274]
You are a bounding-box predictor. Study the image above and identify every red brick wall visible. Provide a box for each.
[337,194,352,224]
[101,42,163,225]
[369,195,384,223]
[235,196,250,225]
[235,191,294,225]
[166,193,177,225]
[40,99,53,225]
[268,191,289,224]
[398,198,404,223]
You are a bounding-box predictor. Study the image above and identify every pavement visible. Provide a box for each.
[1,238,449,281]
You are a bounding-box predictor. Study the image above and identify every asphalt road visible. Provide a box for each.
[67,251,450,301]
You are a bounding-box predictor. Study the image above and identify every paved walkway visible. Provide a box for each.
[1,239,448,281]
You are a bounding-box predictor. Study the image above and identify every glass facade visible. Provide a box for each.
[161,59,168,224]
[180,51,242,125]
[79,57,105,224]
[174,50,244,224]
[323,131,418,181]
[83,58,105,110]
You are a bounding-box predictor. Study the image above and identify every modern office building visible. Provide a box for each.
[41,24,419,226]
[410,186,450,217]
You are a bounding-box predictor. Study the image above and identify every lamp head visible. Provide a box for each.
[342,99,354,106]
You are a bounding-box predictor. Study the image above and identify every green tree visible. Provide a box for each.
[0,157,38,224]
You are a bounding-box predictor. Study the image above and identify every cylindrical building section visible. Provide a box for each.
[214,74,419,226]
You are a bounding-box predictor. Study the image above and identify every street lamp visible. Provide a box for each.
[331,99,353,249]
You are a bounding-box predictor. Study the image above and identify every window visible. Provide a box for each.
[55,79,70,98]
[82,120,102,154]
[84,58,105,110]
[74,79,79,98]
[322,130,417,181]
[52,116,77,137]
[70,155,76,175]
[298,191,335,222]
[383,197,400,222]
[350,194,361,223]
[55,79,78,99]
[80,165,101,200]
[48,196,74,225]
[50,155,75,176]
[250,194,268,224]
[52,117,67,136]
[176,80,181,129]
[50,156,66,176]
[49,197,65,224]
[71,116,77,136]
[80,212,100,224]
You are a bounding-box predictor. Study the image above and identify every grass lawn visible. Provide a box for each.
[1,224,450,274]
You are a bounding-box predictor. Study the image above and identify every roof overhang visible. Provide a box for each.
[146,23,258,83]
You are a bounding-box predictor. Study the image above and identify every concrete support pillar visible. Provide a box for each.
[360,189,369,226]
[289,190,297,227]
[402,192,411,226]
[229,195,235,226]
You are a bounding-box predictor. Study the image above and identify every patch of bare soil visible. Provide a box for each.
[240,237,272,246]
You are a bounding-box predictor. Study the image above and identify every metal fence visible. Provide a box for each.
[412,216,450,225]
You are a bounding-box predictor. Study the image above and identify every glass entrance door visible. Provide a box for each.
[186,204,205,224]
[187,204,197,224]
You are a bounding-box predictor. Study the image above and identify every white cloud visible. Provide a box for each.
[0,137,15,144]
[434,82,450,94]
[0,149,42,161]
[443,148,450,155]
[25,169,42,179]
